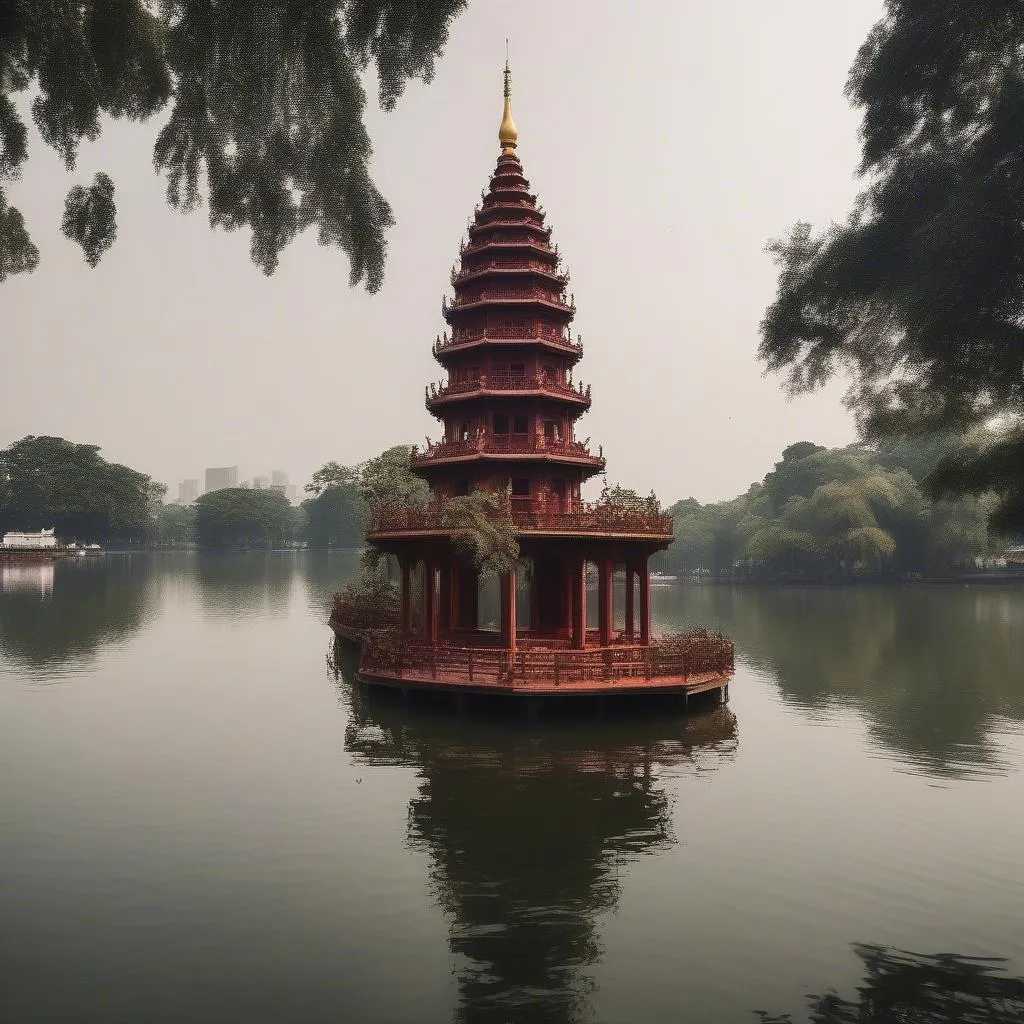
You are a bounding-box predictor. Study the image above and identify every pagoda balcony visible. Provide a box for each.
[460,238,560,258]
[451,260,567,286]
[443,288,575,315]
[366,495,672,541]
[468,220,552,239]
[409,434,605,469]
[425,374,591,409]
[433,324,583,358]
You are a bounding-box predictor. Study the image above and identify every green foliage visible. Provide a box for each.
[303,444,427,548]
[303,479,367,548]
[441,490,519,578]
[193,486,296,549]
[759,2,1024,530]
[153,502,195,547]
[0,0,467,281]
[656,438,997,579]
[360,444,431,509]
[61,171,116,267]
[0,435,161,543]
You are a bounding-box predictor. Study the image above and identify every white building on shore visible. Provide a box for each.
[2,528,58,549]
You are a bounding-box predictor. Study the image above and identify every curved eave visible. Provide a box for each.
[410,452,605,472]
[444,296,576,318]
[434,337,583,363]
[453,265,565,287]
[426,388,591,412]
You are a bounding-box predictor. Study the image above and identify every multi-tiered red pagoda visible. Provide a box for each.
[332,65,733,702]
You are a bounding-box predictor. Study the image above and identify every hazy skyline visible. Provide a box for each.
[3,0,882,503]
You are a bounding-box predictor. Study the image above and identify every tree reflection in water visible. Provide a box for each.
[657,584,1024,779]
[330,640,738,1024]
[192,551,296,619]
[0,555,161,672]
[756,943,1024,1023]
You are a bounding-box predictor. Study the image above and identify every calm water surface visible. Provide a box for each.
[2,553,1024,1022]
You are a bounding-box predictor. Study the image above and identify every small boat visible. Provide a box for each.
[649,572,678,586]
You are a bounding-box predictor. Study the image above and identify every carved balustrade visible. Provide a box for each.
[354,630,733,684]
[433,325,583,355]
[425,373,591,404]
[366,496,671,537]
[445,287,573,312]
[409,435,603,467]
[451,259,566,284]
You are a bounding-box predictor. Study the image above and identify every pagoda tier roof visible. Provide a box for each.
[452,261,566,288]
[432,333,584,365]
[410,436,605,475]
[425,376,591,414]
[442,291,575,319]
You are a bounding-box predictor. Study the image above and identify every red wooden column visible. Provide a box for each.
[561,559,574,637]
[424,561,438,644]
[625,564,636,639]
[400,558,412,636]
[448,558,461,632]
[571,558,587,649]
[529,557,540,633]
[598,557,613,647]
[639,556,651,644]
[500,565,517,651]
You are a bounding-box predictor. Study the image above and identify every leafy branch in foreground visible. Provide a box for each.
[441,490,519,578]
[0,1,467,282]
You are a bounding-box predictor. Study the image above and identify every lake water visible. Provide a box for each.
[2,552,1024,1023]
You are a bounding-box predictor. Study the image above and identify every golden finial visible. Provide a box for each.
[499,45,518,156]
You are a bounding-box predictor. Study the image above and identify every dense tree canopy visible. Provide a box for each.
[0,0,466,283]
[759,1,1024,530]
[657,436,999,579]
[193,486,298,549]
[0,435,163,543]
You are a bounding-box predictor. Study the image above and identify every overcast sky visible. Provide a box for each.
[2,0,883,503]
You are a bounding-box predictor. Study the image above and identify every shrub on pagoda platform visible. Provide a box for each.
[441,489,519,577]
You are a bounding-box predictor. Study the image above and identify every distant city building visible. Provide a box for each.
[286,484,298,503]
[2,528,57,549]
[252,476,270,490]
[272,470,288,487]
[205,466,238,492]
[178,479,200,504]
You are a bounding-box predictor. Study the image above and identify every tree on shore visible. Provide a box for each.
[759,1,1024,532]
[0,435,162,544]
[193,487,297,550]
[1,0,467,284]
[657,439,995,579]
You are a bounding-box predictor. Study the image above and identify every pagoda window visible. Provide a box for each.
[455,479,470,496]
[510,362,525,380]
[513,414,529,435]
[511,478,530,497]
[493,413,509,435]
[459,421,472,441]
[542,364,556,383]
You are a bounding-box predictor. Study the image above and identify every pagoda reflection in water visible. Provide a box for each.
[330,641,738,1024]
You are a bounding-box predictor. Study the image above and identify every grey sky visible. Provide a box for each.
[2,0,883,503]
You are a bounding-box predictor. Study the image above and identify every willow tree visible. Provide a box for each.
[759,1,1024,532]
[0,0,467,283]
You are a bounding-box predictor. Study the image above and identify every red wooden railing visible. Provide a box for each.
[366,498,672,537]
[434,326,583,354]
[351,630,734,685]
[425,374,590,403]
[452,260,566,284]
[409,435,603,466]
[445,288,574,311]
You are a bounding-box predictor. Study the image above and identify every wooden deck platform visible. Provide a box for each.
[329,618,733,703]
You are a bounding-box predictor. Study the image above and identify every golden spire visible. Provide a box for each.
[499,50,518,155]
